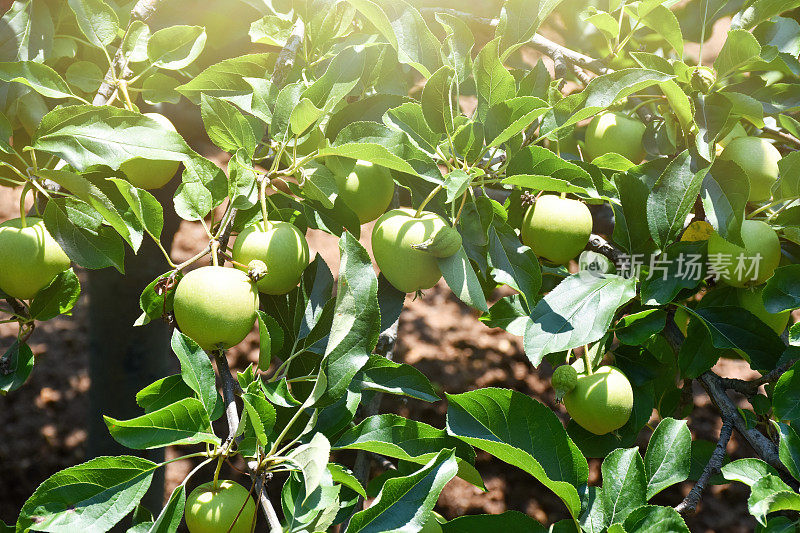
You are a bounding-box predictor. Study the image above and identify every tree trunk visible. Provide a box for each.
[85,184,181,516]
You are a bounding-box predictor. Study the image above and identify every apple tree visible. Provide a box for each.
[2,0,800,531]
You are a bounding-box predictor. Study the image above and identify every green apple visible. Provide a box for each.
[0,217,70,299]
[717,122,747,151]
[372,208,448,293]
[584,112,646,163]
[521,195,593,264]
[120,113,180,190]
[173,266,259,352]
[674,307,690,337]
[707,220,781,287]
[232,221,310,295]
[334,160,395,224]
[185,480,256,533]
[563,366,633,435]
[420,516,443,533]
[718,136,781,202]
[738,286,790,335]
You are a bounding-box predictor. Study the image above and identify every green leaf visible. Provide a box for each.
[227,149,258,209]
[731,0,800,30]
[345,449,458,533]
[121,20,149,63]
[777,151,800,199]
[421,65,456,134]
[714,29,762,79]
[66,61,104,94]
[352,354,439,402]
[173,157,227,221]
[141,73,180,105]
[601,447,647,525]
[328,463,367,498]
[67,0,119,49]
[544,69,672,136]
[372,0,441,78]
[774,361,800,424]
[774,421,800,481]
[148,484,185,533]
[108,179,164,241]
[17,456,157,532]
[763,266,800,313]
[722,458,779,487]
[637,5,684,56]
[104,397,220,449]
[487,96,549,148]
[147,25,206,70]
[0,339,34,394]
[690,306,785,370]
[334,414,481,487]
[201,94,257,155]
[496,0,563,58]
[623,505,689,533]
[170,330,218,418]
[585,10,619,40]
[436,12,474,83]
[302,46,365,116]
[437,248,489,312]
[616,309,666,345]
[748,474,800,526]
[701,160,748,247]
[33,106,193,172]
[43,198,125,272]
[29,268,81,321]
[646,151,709,249]
[504,145,600,196]
[290,98,323,137]
[135,375,194,414]
[288,432,331,501]
[474,39,516,122]
[643,418,691,499]
[384,101,440,154]
[0,1,54,62]
[314,232,379,405]
[446,388,588,519]
[487,221,541,307]
[0,61,84,101]
[175,54,275,102]
[524,273,637,366]
[249,14,293,46]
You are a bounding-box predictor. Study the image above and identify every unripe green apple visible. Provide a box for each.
[521,195,593,264]
[420,516,443,533]
[717,122,747,151]
[185,480,256,533]
[232,221,310,295]
[584,112,646,163]
[120,113,180,190]
[334,160,395,224]
[719,136,781,202]
[552,364,578,401]
[737,286,790,335]
[563,366,633,435]
[173,266,259,352]
[707,220,781,287]
[0,217,70,299]
[372,208,448,293]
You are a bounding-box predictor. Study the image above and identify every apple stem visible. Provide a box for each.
[560,191,567,200]
[212,453,224,490]
[19,182,32,227]
[415,184,443,218]
[582,346,593,375]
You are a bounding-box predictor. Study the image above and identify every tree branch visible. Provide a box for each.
[676,419,733,515]
[271,19,305,88]
[93,0,168,106]
[213,351,281,531]
[587,233,623,264]
[719,359,797,397]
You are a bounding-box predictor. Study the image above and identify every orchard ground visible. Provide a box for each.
[2,180,794,533]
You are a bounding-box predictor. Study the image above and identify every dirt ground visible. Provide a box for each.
[0,177,762,532]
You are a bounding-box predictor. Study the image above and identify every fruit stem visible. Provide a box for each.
[582,347,593,375]
[212,453,224,490]
[259,173,270,227]
[750,198,792,218]
[453,191,468,226]
[560,191,567,199]
[19,182,32,227]
[415,184,443,218]
[211,240,220,267]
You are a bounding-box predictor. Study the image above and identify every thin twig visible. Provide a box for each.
[675,419,732,515]
[587,233,623,264]
[719,359,797,397]
[762,127,800,149]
